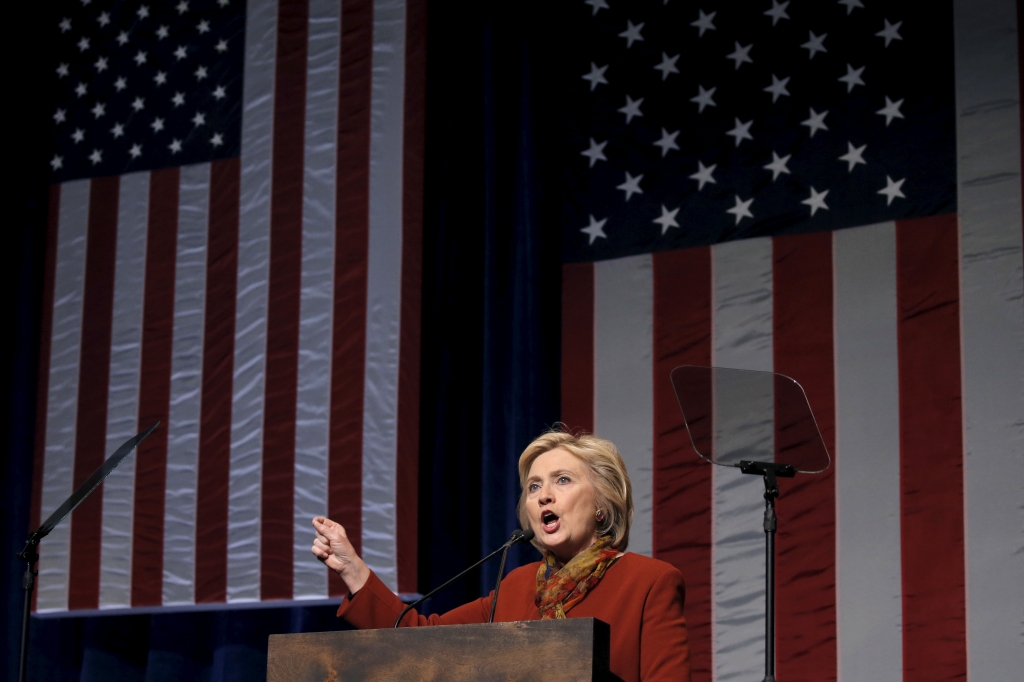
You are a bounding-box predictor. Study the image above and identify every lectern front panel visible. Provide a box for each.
[267,618,621,682]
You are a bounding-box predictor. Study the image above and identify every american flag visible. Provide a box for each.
[560,0,955,261]
[557,2,1022,682]
[49,0,243,180]
[32,0,425,614]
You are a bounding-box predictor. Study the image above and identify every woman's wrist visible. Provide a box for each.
[341,560,370,594]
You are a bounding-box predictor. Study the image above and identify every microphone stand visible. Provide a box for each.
[395,528,534,628]
[16,423,159,682]
[488,528,532,623]
[17,536,40,682]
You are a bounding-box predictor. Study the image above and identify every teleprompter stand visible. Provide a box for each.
[739,461,796,682]
[670,365,831,682]
[16,422,159,682]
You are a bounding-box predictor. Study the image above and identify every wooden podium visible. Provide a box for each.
[267,617,624,681]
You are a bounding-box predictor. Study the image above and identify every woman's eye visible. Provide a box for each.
[557,475,570,484]
[528,483,540,492]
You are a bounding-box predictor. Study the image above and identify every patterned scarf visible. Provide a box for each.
[535,536,620,619]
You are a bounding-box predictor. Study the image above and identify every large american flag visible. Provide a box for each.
[557,2,1022,682]
[32,0,425,613]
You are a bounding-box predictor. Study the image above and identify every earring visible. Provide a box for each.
[595,509,605,522]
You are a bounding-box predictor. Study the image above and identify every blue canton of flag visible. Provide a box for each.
[560,0,956,262]
[49,0,245,182]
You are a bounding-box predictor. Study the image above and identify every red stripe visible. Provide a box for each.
[652,247,713,682]
[131,168,180,607]
[328,0,373,596]
[260,0,309,601]
[771,232,838,682]
[396,0,427,595]
[561,263,594,434]
[67,177,120,610]
[896,214,967,681]
[194,158,240,603]
[30,186,62,612]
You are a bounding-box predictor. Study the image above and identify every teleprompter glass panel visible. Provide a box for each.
[669,366,830,474]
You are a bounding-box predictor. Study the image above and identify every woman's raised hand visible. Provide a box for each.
[311,516,370,594]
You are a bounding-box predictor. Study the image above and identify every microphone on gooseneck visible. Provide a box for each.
[394,528,536,628]
[488,528,534,623]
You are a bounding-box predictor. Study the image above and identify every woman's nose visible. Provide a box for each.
[537,484,553,504]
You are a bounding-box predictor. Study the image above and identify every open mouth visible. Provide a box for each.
[541,510,560,533]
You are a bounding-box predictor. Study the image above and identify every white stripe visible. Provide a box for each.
[162,164,210,606]
[98,172,149,609]
[833,223,903,682]
[953,1,1024,677]
[228,0,277,602]
[710,237,773,682]
[362,0,407,591]
[37,180,91,612]
[293,0,340,600]
[593,254,654,557]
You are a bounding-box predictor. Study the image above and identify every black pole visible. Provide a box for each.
[739,460,792,682]
[17,540,38,682]
[488,543,511,623]
[763,493,777,682]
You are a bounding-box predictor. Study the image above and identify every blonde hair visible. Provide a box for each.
[516,429,634,551]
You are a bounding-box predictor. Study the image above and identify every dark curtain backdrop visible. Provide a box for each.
[4,1,56,680]
[1,1,565,680]
[416,1,563,614]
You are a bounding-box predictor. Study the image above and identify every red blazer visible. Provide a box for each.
[336,552,692,682]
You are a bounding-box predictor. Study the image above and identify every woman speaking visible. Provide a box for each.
[311,431,692,682]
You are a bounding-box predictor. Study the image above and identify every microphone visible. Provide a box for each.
[488,528,533,623]
[394,528,535,628]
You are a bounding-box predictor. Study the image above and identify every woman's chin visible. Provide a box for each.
[538,536,574,559]
[534,536,560,555]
